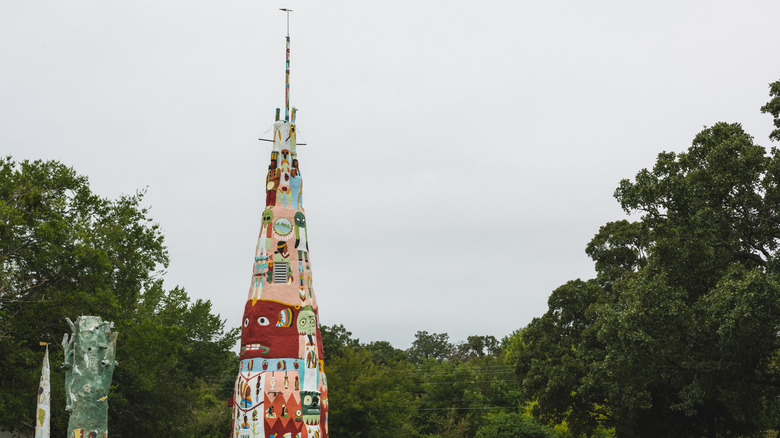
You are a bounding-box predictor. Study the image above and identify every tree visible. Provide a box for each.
[110,283,239,437]
[327,346,419,437]
[762,80,780,142]
[474,412,555,438]
[452,336,501,363]
[363,340,407,366]
[600,122,780,436]
[321,324,522,437]
[407,331,454,364]
[0,158,238,436]
[320,323,361,363]
[411,337,523,437]
[518,120,780,437]
[0,157,167,432]
[421,409,472,438]
[0,157,167,339]
[516,280,610,437]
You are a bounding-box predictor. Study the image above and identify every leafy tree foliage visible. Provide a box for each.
[421,409,472,438]
[413,351,525,437]
[327,345,419,437]
[452,335,501,362]
[762,80,780,142]
[320,323,360,363]
[0,158,237,436]
[0,157,167,341]
[110,283,239,437]
[518,119,780,437]
[474,412,555,438]
[407,331,455,363]
[363,340,407,366]
[517,279,610,437]
[320,325,529,437]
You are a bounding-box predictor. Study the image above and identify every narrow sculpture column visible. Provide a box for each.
[231,13,328,437]
[34,343,50,438]
[62,316,118,438]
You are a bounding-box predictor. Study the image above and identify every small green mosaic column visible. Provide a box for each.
[62,316,118,438]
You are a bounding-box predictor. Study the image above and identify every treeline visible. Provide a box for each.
[0,156,580,438]
[320,325,565,438]
[2,79,780,437]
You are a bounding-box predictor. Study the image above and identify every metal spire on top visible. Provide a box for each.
[280,8,292,122]
[260,9,304,144]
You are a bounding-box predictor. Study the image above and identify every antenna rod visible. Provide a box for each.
[280,8,292,122]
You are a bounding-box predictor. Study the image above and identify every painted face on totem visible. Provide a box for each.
[301,390,321,424]
[296,306,317,336]
[276,241,290,258]
[294,211,306,230]
[262,208,273,227]
[241,300,299,359]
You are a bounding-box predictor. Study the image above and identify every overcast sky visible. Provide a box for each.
[2,1,779,349]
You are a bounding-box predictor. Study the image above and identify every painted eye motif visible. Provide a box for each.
[258,317,270,326]
[244,318,249,327]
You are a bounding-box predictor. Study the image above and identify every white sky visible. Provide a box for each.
[2,1,779,349]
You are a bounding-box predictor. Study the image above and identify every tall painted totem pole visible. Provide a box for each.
[62,316,118,438]
[231,10,328,438]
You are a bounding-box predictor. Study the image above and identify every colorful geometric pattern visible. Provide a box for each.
[232,119,328,438]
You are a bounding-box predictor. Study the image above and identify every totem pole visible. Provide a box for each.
[62,316,118,438]
[232,9,328,438]
[34,343,50,438]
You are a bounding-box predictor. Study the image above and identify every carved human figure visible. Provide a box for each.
[290,159,302,210]
[266,157,281,206]
[294,211,309,301]
[249,207,274,303]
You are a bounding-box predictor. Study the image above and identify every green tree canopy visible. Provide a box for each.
[327,345,419,437]
[321,324,525,438]
[407,331,455,364]
[320,323,361,363]
[474,412,555,438]
[761,79,780,142]
[452,336,501,362]
[111,283,239,437]
[363,340,407,366]
[518,120,780,437]
[0,158,238,436]
[516,279,609,437]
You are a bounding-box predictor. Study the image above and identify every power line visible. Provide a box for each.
[418,406,515,411]
[408,367,515,376]
[420,379,519,385]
